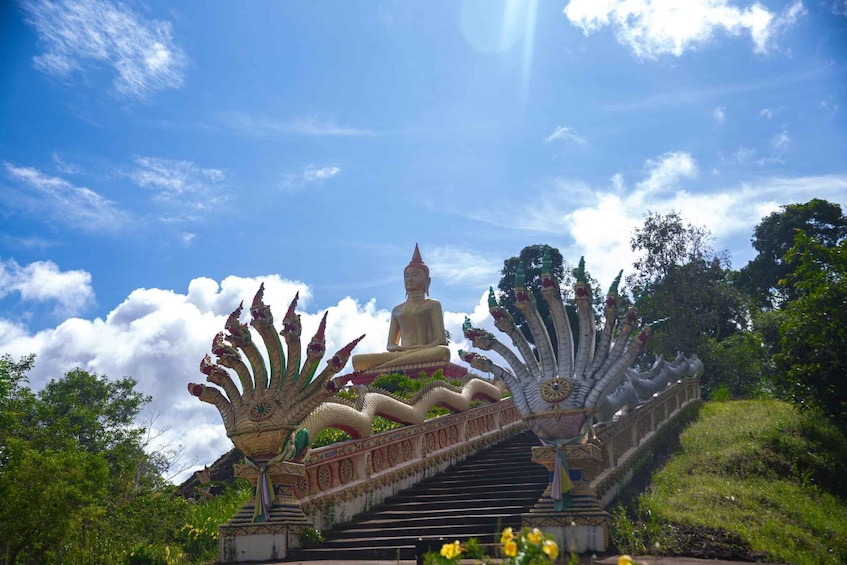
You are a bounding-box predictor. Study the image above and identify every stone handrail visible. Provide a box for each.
[298,398,523,530]
[590,375,701,506]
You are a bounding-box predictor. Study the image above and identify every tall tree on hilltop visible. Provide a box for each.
[627,211,749,395]
[497,244,602,357]
[0,361,187,563]
[0,353,36,449]
[628,210,712,290]
[773,231,847,430]
[737,198,847,309]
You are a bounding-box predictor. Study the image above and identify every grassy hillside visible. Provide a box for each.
[612,399,847,564]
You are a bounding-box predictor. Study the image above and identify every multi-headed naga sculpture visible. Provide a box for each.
[188,284,362,463]
[187,284,365,523]
[461,251,702,508]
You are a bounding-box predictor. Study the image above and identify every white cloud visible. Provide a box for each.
[130,157,225,199]
[545,126,587,145]
[223,112,376,138]
[559,173,847,283]
[23,0,186,98]
[127,157,227,226]
[760,108,773,119]
[2,162,129,231]
[731,146,757,164]
[424,246,502,286]
[0,259,94,315]
[51,152,82,175]
[636,151,699,195]
[302,165,341,183]
[563,0,805,58]
[712,106,726,124]
[282,165,342,190]
[771,129,791,151]
[610,172,625,193]
[565,193,642,281]
[465,141,847,284]
[724,133,790,167]
[821,98,839,115]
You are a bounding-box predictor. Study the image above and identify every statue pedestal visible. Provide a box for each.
[523,444,611,554]
[218,461,311,563]
[340,361,469,386]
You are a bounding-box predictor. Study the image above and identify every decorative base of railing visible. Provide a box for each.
[218,461,312,563]
[219,523,305,563]
[523,500,611,554]
[524,445,611,552]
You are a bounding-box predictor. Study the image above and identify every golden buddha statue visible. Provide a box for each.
[352,244,451,372]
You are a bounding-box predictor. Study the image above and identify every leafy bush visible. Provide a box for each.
[311,427,352,448]
[697,334,769,400]
[177,480,251,562]
[125,543,180,565]
[372,369,460,396]
[300,527,325,548]
[424,527,560,564]
[371,372,413,393]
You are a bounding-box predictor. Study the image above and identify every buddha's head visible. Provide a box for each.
[404,244,431,296]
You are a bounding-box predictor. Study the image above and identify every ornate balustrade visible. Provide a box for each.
[295,374,700,535]
[590,374,701,507]
[298,398,523,530]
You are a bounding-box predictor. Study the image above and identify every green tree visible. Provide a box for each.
[696,332,769,399]
[36,369,149,453]
[34,370,161,494]
[640,258,747,357]
[628,210,712,289]
[773,231,847,430]
[0,353,36,447]
[0,438,109,564]
[0,361,187,564]
[737,199,847,308]
[627,212,751,395]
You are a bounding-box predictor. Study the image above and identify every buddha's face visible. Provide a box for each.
[404,266,429,293]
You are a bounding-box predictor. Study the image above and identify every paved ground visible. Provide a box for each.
[280,556,779,565]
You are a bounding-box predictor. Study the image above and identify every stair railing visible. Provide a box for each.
[296,373,700,534]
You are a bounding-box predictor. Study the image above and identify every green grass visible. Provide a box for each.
[614,399,847,564]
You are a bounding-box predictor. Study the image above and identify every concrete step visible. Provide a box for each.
[291,429,548,562]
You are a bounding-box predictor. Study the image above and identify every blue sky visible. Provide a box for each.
[1,0,845,478]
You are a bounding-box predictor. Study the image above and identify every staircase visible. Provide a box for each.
[290,430,548,562]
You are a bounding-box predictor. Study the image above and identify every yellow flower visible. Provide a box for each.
[500,527,514,544]
[619,555,633,565]
[440,540,462,559]
[527,528,543,544]
[542,539,559,560]
[503,540,518,557]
